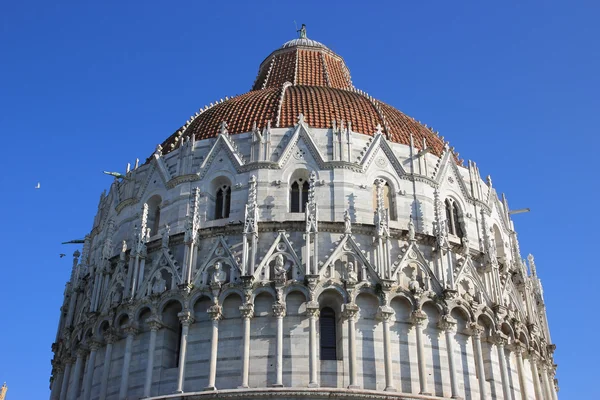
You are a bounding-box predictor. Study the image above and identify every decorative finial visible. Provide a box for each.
[297,23,307,39]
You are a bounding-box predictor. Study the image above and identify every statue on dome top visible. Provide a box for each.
[297,24,307,39]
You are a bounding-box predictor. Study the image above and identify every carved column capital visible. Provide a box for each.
[377,306,394,322]
[76,346,89,358]
[123,324,139,337]
[207,305,223,321]
[466,322,485,337]
[146,317,163,332]
[239,304,254,319]
[103,328,118,344]
[437,315,457,332]
[272,302,286,318]
[491,332,509,346]
[177,311,194,327]
[88,340,102,351]
[410,310,427,326]
[306,301,320,318]
[342,303,359,321]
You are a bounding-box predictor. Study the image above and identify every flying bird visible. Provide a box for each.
[35,182,40,189]
[59,254,66,258]
[103,171,129,180]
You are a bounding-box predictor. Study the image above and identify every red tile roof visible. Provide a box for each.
[157,37,452,162]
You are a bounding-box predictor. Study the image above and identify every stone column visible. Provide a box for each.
[143,318,162,398]
[511,342,529,400]
[272,302,286,387]
[467,323,487,400]
[528,352,543,400]
[239,304,254,388]
[175,311,195,393]
[206,305,222,390]
[342,303,359,389]
[50,366,64,400]
[118,325,138,400]
[411,310,430,395]
[439,315,459,399]
[60,358,73,400]
[83,341,100,400]
[68,347,87,400]
[493,334,511,400]
[378,306,396,392]
[98,331,117,400]
[540,363,553,400]
[306,301,320,388]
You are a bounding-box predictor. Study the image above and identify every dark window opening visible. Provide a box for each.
[215,185,231,219]
[320,307,337,360]
[290,179,309,213]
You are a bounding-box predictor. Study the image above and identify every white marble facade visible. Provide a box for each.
[49,119,558,400]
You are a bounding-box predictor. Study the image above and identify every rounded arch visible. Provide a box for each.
[314,283,348,306]
[282,284,310,302]
[116,312,131,330]
[317,287,346,314]
[445,196,465,238]
[500,321,515,339]
[145,194,163,236]
[189,290,215,309]
[389,290,418,311]
[371,176,397,221]
[158,296,185,315]
[287,168,311,213]
[250,286,277,304]
[96,319,112,338]
[133,303,154,323]
[352,285,380,304]
[448,300,475,322]
[209,175,233,220]
[218,288,245,305]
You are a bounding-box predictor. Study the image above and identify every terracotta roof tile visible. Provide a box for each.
[158,38,454,163]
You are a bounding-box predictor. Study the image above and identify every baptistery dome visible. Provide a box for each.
[49,31,558,400]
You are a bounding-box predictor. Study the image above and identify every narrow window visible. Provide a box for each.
[372,180,396,220]
[290,179,309,213]
[173,322,183,368]
[445,199,463,238]
[290,181,300,212]
[152,206,160,236]
[320,307,337,360]
[215,185,231,219]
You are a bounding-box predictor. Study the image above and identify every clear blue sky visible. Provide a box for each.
[0,1,596,398]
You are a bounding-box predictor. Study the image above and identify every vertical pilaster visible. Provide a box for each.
[511,342,529,400]
[272,302,286,387]
[540,363,553,400]
[206,305,222,390]
[342,303,359,389]
[411,310,430,395]
[83,342,100,400]
[306,302,320,388]
[467,323,487,400]
[528,352,543,400]
[143,319,162,398]
[493,334,511,400]
[68,348,86,400]
[175,311,194,393]
[59,358,73,400]
[439,315,459,399]
[50,366,64,400]
[99,331,117,400]
[118,326,138,400]
[239,304,254,388]
[378,306,396,391]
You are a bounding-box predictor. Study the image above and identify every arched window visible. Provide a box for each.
[290,178,309,213]
[146,195,162,236]
[215,184,231,219]
[372,179,396,220]
[319,307,337,360]
[445,199,464,237]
